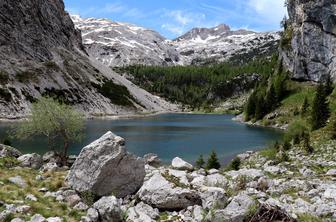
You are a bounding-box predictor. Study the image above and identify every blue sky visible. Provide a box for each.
[64,0,287,39]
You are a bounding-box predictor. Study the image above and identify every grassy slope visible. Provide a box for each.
[0,158,85,222]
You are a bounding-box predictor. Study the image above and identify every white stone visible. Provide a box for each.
[25,194,38,201]
[172,157,194,171]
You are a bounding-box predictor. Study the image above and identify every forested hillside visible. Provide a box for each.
[114,56,278,110]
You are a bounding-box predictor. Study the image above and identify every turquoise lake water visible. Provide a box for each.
[0,114,283,164]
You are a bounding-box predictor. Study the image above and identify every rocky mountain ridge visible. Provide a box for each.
[0,0,178,119]
[71,15,281,67]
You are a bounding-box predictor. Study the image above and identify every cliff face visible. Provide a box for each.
[0,0,177,119]
[281,0,336,82]
[0,0,84,61]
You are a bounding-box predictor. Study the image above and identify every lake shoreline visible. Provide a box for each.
[0,113,282,165]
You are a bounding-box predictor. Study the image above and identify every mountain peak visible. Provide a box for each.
[175,24,232,41]
[214,24,231,32]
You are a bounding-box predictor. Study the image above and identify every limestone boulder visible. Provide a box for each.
[18,153,43,169]
[66,131,145,197]
[138,173,201,210]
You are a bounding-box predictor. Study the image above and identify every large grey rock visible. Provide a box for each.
[126,202,159,222]
[199,186,227,209]
[18,153,43,169]
[0,144,22,158]
[206,193,255,222]
[138,173,201,210]
[93,196,122,222]
[66,131,145,197]
[281,0,336,82]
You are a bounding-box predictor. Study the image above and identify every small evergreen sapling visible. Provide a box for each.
[206,151,221,170]
[195,155,205,169]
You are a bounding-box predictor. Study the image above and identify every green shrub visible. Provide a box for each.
[0,157,19,168]
[2,138,11,146]
[44,61,60,71]
[16,71,39,83]
[0,71,9,85]
[302,134,314,154]
[0,88,12,102]
[80,191,97,206]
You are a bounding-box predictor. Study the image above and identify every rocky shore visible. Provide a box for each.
[1,132,336,222]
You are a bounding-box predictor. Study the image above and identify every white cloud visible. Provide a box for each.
[161,24,184,35]
[161,10,207,36]
[247,0,287,23]
[101,3,125,13]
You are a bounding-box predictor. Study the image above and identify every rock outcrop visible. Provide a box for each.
[0,0,177,119]
[66,131,145,198]
[281,0,336,82]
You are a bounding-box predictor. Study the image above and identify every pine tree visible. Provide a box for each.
[195,155,205,169]
[325,75,334,96]
[255,96,265,120]
[311,82,330,130]
[265,84,277,112]
[229,157,241,171]
[302,133,314,154]
[301,96,309,116]
[327,114,336,140]
[282,141,292,151]
[206,151,221,170]
[245,92,256,121]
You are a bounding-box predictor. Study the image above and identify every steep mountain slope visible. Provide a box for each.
[72,15,281,67]
[281,0,336,82]
[0,0,177,119]
[71,15,180,67]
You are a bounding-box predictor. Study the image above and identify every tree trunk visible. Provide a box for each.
[60,129,70,167]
